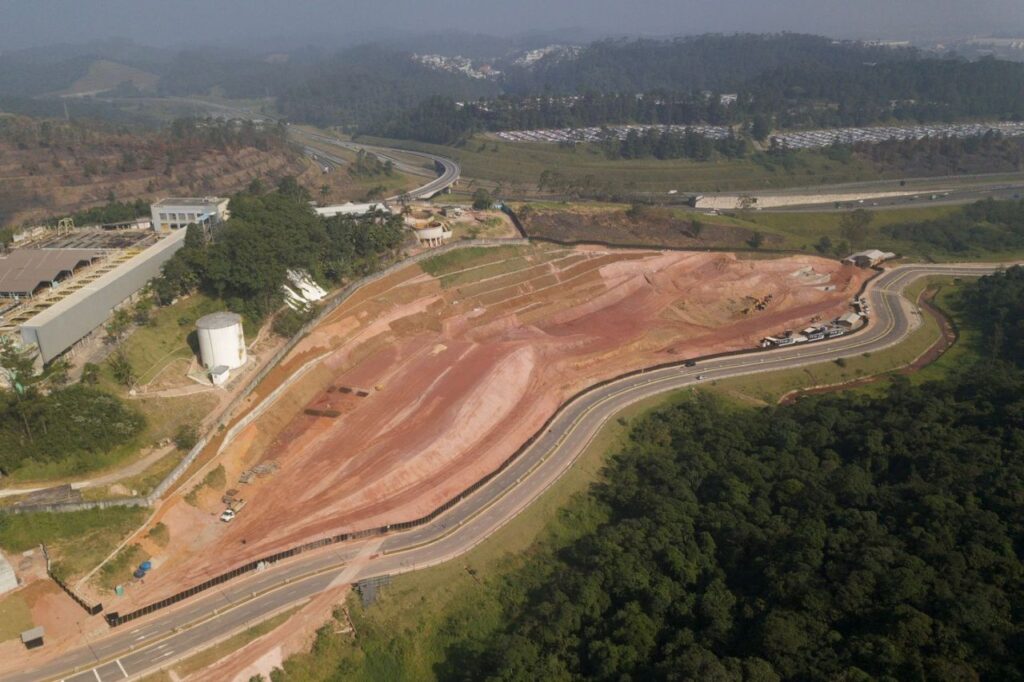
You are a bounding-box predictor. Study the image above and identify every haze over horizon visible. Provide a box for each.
[3,0,1024,51]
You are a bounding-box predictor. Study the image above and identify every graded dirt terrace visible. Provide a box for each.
[107,245,868,610]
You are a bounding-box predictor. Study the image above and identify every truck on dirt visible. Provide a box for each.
[220,498,247,523]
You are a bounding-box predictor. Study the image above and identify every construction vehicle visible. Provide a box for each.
[220,498,247,523]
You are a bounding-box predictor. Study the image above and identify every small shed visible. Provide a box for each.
[837,312,863,328]
[21,626,44,649]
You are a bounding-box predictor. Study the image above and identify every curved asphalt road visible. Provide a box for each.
[297,130,460,201]
[7,261,1014,682]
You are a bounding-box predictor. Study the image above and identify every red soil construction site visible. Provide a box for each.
[106,245,869,609]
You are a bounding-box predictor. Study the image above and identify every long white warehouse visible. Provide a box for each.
[20,230,187,363]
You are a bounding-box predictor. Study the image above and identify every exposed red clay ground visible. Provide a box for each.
[99,245,868,611]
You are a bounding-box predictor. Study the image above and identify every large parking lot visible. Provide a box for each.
[494,121,1024,149]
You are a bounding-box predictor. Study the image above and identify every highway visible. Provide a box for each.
[295,129,460,200]
[6,260,1012,682]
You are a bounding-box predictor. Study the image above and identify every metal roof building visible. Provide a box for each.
[20,230,187,364]
[0,249,103,299]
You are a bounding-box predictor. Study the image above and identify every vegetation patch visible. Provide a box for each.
[185,464,227,506]
[0,506,147,582]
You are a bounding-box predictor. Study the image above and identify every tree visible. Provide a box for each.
[105,308,132,343]
[276,175,310,203]
[839,209,874,246]
[748,230,765,249]
[108,349,136,388]
[0,336,37,397]
[319,184,330,205]
[752,114,772,142]
[472,188,493,211]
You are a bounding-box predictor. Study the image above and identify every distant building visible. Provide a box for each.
[843,249,896,268]
[150,197,229,233]
[315,202,387,218]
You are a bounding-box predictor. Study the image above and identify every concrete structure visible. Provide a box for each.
[0,249,102,299]
[20,626,44,650]
[412,222,453,247]
[196,312,246,374]
[0,553,17,595]
[20,230,187,364]
[837,311,863,328]
[404,209,453,247]
[315,202,387,218]
[150,197,229,233]
[843,249,896,268]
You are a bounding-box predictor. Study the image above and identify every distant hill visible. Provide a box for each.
[55,59,159,97]
[0,116,306,228]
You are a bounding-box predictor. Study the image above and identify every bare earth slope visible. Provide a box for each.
[107,245,867,609]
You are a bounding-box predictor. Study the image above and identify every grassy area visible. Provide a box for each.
[0,590,33,642]
[184,464,226,506]
[0,506,148,582]
[115,294,222,387]
[273,388,689,680]
[357,135,895,194]
[96,543,147,592]
[418,244,528,277]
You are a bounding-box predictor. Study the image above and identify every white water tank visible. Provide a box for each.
[196,312,246,370]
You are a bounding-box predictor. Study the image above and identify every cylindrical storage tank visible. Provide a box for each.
[196,312,247,370]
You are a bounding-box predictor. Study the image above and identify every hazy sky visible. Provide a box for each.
[3,0,1024,50]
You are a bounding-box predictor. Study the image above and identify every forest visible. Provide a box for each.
[431,267,1024,681]
[153,178,405,320]
[0,339,145,475]
[883,198,1024,253]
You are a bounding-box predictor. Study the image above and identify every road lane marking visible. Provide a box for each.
[115,660,127,677]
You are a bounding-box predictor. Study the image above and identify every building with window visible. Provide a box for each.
[150,197,230,233]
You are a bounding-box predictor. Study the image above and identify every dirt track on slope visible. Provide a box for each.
[106,245,867,609]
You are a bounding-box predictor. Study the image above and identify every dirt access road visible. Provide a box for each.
[97,243,866,612]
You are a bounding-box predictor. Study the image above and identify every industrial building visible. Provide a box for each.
[0,249,103,299]
[196,311,247,385]
[19,229,187,364]
[315,202,388,218]
[150,197,229,233]
[843,250,896,268]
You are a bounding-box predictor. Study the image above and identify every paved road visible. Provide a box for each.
[295,129,461,201]
[6,262,1012,682]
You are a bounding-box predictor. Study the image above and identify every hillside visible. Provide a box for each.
[0,116,308,228]
[55,59,159,97]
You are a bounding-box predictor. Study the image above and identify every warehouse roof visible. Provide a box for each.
[0,249,102,297]
[152,197,226,207]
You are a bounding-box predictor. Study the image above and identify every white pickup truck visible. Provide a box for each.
[220,499,247,523]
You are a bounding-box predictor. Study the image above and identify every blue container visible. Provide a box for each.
[140,561,153,571]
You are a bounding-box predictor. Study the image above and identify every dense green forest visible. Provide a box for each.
[368,36,1024,144]
[0,339,144,475]
[427,268,1024,681]
[8,34,1024,147]
[883,198,1024,253]
[154,179,405,319]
